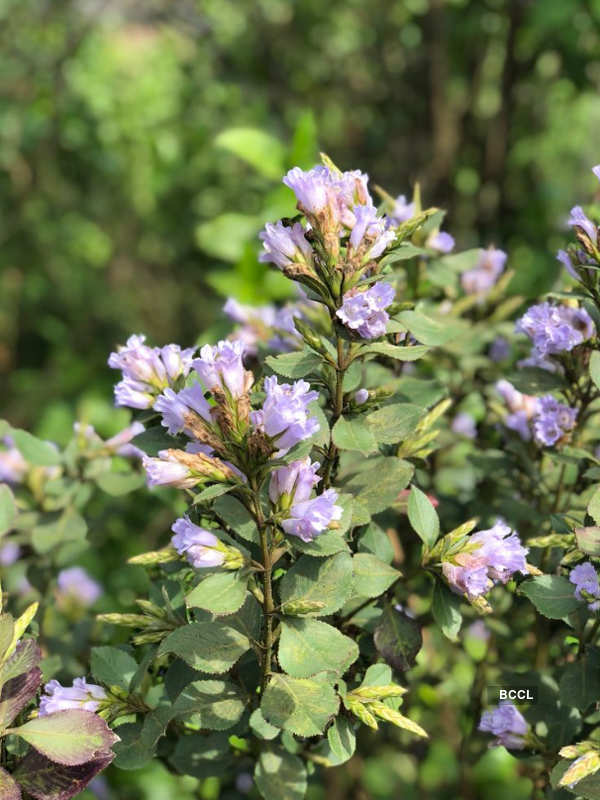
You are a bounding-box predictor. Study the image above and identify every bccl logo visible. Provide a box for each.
[485,686,538,704]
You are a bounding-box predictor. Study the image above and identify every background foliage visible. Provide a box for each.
[3,0,600,798]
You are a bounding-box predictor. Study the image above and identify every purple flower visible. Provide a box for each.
[442,521,528,599]
[489,337,510,362]
[283,166,333,215]
[104,421,145,458]
[39,677,107,717]
[461,247,507,295]
[466,620,490,642]
[336,282,395,339]
[389,194,415,224]
[0,541,20,566]
[557,249,579,280]
[281,489,342,542]
[479,702,528,749]
[516,302,595,357]
[594,165,600,182]
[569,206,597,242]
[451,412,477,439]
[570,562,600,610]
[0,438,27,484]
[283,165,373,228]
[348,205,396,260]
[496,380,539,441]
[56,567,102,607]
[142,451,199,489]
[171,516,225,568]
[427,231,455,254]
[193,339,251,399]
[224,299,301,354]
[251,376,319,453]
[355,388,369,405]
[533,395,577,447]
[269,458,321,505]
[154,384,212,436]
[258,221,313,271]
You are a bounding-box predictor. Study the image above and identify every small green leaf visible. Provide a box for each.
[265,350,323,379]
[0,486,16,537]
[91,647,138,692]
[250,708,280,740]
[215,127,285,180]
[362,342,429,361]
[559,649,600,712]
[366,403,422,445]
[11,430,60,467]
[588,487,600,526]
[279,552,353,617]
[346,457,414,518]
[373,603,422,671]
[213,496,259,544]
[407,486,440,548]
[591,351,600,391]
[261,673,339,737]
[254,746,307,800]
[278,618,359,678]
[396,310,462,346]
[95,472,144,496]
[352,553,401,599]
[157,622,250,674]
[431,581,462,641]
[174,679,245,731]
[521,575,582,619]
[186,572,248,616]
[332,416,377,455]
[326,716,356,765]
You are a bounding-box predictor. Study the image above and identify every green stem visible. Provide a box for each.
[252,481,274,692]
[322,335,347,489]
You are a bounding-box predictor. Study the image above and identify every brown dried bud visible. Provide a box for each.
[163,448,237,482]
[182,412,226,454]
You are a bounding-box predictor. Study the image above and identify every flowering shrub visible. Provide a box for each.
[4,156,600,797]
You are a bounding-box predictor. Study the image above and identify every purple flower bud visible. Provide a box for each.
[489,337,510,362]
[533,395,577,447]
[0,541,20,566]
[451,412,477,439]
[171,516,225,568]
[0,439,28,484]
[569,205,597,242]
[349,205,396,260]
[427,231,455,254]
[557,249,579,280]
[114,377,155,410]
[193,339,251,399]
[466,620,490,642]
[355,388,369,405]
[251,376,319,453]
[154,384,212,436]
[516,302,595,356]
[389,194,415,224]
[496,380,539,441]
[269,458,321,505]
[570,562,600,610]
[142,450,200,489]
[336,282,395,339]
[56,567,102,607]
[281,488,342,542]
[283,166,332,214]
[38,677,107,717]
[104,421,145,458]
[461,247,507,295]
[479,702,528,749]
[259,221,313,271]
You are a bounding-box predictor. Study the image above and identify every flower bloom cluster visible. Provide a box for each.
[479,702,528,749]
[251,376,319,454]
[533,395,577,447]
[39,677,107,716]
[336,282,395,339]
[442,521,528,599]
[269,458,342,542]
[109,334,195,409]
[461,246,507,295]
[56,567,102,607]
[515,302,594,363]
[224,298,301,355]
[170,515,242,569]
[569,562,600,611]
[193,340,253,399]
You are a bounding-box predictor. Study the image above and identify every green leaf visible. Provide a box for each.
[591,351,600,391]
[265,350,323,379]
[95,471,144,496]
[186,572,248,616]
[213,496,259,544]
[0,486,16,537]
[362,342,429,361]
[332,416,377,455]
[576,527,600,556]
[169,732,232,779]
[215,127,285,180]
[31,509,87,554]
[261,673,339,737]
[0,615,15,663]
[249,708,280,740]
[0,665,42,729]
[352,553,401,599]
[506,367,566,394]
[10,430,60,467]
[588,487,600,526]
[291,530,349,557]
[373,603,422,671]
[131,426,183,457]
[326,716,356,765]
[365,403,422,445]
[193,484,234,504]
[396,310,462,346]
[559,649,600,712]
[551,759,600,799]
[0,767,20,800]
[407,486,440,548]
[431,581,462,640]
[196,213,260,263]
[91,647,138,692]
[9,710,119,766]
[157,621,250,674]
[174,679,245,731]
[254,746,307,800]
[346,457,413,518]
[278,618,359,678]
[279,552,353,617]
[521,575,582,619]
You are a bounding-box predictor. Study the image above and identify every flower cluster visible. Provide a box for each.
[109,334,195,409]
[269,458,342,542]
[39,677,107,716]
[532,395,578,447]
[442,521,528,599]
[515,302,594,364]
[171,515,243,569]
[569,562,600,611]
[461,246,507,295]
[336,282,395,339]
[250,376,319,454]
[479,702,528,749]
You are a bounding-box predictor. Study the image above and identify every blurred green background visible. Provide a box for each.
[1,2,600,796]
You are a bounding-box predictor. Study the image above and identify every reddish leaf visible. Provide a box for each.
[0,767,21,800]
[13,750,113,800]
[0,667,42,728]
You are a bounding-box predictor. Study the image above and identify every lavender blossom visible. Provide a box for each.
[283,166,332,215]
[171,516,225,568]
[594,165,600,181]
[516,302,595,357]
[461,247,507,295]
[336,282,395,339]
[251,376,319,453]
[557,249,579,280]
[281,489,342,542]
[496,379,539,441]
[442,521,528,599]
[283,165,373,229]
[349,204,396,260]
[479,702,528,749]
[355,388,369,405]
[223,299,300,354]
[104,421,145,458]
[389,194,415,224]
[569,206,597,242]
[0,541,20,566]
[193,339,251,399]
[427,231,455,254]
[39,677,107,717]
[451,412,477,439]
[143,451,200,489]
[154,384,212,436]
[269,458,321,505]
[259,221,313,271]
[533,395,577,447]
[569,562,600,611]
[0,438,27,484]
[56,567,102,607]
[489,337,510,362]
